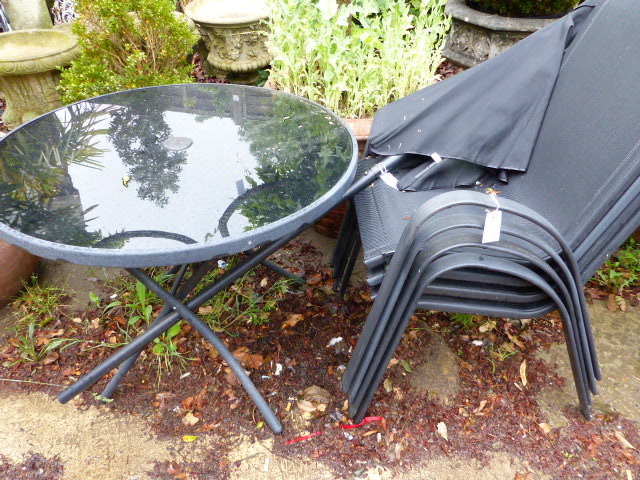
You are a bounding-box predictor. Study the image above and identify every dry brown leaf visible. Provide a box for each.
[296,399,317,413]
[614,431,637,450]
[260,277,269,287]
[618,297,627,312]
[303,385,332,404]
[538,422,551,435]
[181,396,195,411]
[307,273,323,285]
[383,378,393,393]
[194,384,209,410]
[223,368,241,387]
[182,412,199,426]
[520,360,528,387]
[606,294,618,312]
[436,422,448,441]
[198,305,214,315]
[479,320,497,333]
[474,400,488,414]
[387,358,399,369]
[231,346,264,369]
[459,361,474,372]
[506,331,525,349]
[282,314,304,329]
[43,352,59,365]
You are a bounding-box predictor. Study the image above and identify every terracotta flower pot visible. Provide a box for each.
[343,117,373,157]
[0,239,40,306]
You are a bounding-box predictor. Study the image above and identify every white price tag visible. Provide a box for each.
[482,209,502,243]
[431,152,443,163]
[380,171,398,189]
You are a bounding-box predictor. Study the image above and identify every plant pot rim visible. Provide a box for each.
[445,0,554,32]
[342,117,373,142]
[184,0,268,26]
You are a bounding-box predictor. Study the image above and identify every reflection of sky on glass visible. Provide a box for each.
[0,84,355,262]
[68,110,255,248]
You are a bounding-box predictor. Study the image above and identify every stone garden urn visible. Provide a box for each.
[184,0,272,84]
[0,28,79,128]
[443,0,554,67]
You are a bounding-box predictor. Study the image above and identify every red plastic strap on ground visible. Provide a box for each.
[340,416,384,429]
[284,431,323,445]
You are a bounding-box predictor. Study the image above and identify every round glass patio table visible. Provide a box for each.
[0,83,358,267]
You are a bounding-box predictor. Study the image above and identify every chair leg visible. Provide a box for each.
[347,253,592,421]
[332,202,357,287]
[338,234,362,298]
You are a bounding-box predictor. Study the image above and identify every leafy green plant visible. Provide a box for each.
[594,238,640,294]
[468,0,579,17]
[266,0,450,118]
[58,0,199,103]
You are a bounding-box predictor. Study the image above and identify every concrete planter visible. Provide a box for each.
[184,0,272,84]
[443,0,554,67]
[0,28,79,128]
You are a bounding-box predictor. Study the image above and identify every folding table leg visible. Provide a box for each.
[97,264,202,401]
[128,268,283,434]
[57,227,306,434]
[261,260,305,284]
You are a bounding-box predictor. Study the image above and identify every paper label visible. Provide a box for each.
[380,171,399,189]
[431,152,443,163]
[482,210,502,243]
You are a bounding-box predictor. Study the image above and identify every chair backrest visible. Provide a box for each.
[502,0,640,246]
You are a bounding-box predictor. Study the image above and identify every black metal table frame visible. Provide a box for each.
[56,226,308,434]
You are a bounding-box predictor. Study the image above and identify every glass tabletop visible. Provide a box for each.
[0,84,357,267]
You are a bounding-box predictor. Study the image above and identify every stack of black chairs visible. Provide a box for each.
[333,0,640,422]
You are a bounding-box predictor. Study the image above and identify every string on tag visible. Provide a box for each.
[377,162,399,190]
[490,191,500,212]
[482,190,502,243]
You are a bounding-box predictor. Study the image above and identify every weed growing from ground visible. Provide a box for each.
[594,238,640,294]
[11,277,67,328]
[87,261,293,382]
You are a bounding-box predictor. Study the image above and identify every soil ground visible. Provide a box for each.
[0,229,639,480]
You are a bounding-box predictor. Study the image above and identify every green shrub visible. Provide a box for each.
[267,0,450,118]
[468,0,579,17]
[59,0,199,104]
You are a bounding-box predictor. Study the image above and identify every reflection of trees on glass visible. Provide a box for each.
[230,92,352,231]
[108,92,188,207]
[0,103,110,245]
